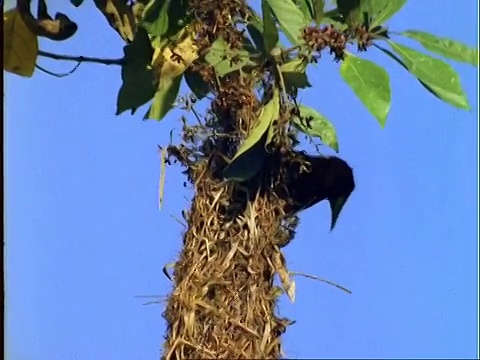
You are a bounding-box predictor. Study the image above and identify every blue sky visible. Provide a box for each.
[4,1,478,359]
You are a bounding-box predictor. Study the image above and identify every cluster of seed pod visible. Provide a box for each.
[302,25,349,61]
[303,22,378,60]
[353,25,374,51]
[190,0,248,47]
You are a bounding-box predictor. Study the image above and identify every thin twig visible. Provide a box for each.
[38,50,124,66]
[289,271,352,294]
[35,62,82,77]
[158,147,167,210]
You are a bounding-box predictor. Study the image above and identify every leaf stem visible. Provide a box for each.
[38,50,124,66]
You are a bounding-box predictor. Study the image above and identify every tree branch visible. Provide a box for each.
[38,50,124,66]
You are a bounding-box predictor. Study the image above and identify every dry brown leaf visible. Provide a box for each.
[94,0,135,42]
[3,8,38,77]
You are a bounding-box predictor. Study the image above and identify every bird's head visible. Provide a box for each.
[319,156,355,231]
[282,153,355,231]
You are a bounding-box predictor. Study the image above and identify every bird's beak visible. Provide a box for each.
[328,195,349,231]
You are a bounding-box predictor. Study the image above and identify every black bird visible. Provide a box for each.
[283,154,355,231]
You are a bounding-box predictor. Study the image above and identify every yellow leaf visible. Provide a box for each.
[152,34,199,82]
[3,8,39,77]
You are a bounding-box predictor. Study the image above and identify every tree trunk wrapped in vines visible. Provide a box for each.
[161,2,295,358]
[162,159,294,358]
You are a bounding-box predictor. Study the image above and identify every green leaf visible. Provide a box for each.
[145,75,182,121]
[336,0,362,23]
[320,8,349,29]
[247,23,266,54]
[205,37,229,66]
[312,0,325,24]
[223,132,270,182]
[374,43,438,97]
[242,35,258,54]
[321,16,349,30]
[280,58,308,72]
[70,0,84,7]
[234,90,280,158]
[401,30,478,67]
[295,0,315,21]
[184,69,210,99]
[214,53,255,77]
[142,0,169,37]
[336,0,405,27]
[340,54,391,127]
[389,41,470,110]
[291,105,339,152]
[283,72,312,92]
[122,27,153,72]
[262,0,279,54]
[223,89,281,181]
[280,58,312,93]
[246,6,269,55]
[266,0,308,45]
[117,28,156,115]
[293,0,324,24]
[116,70,157,115]
[205,38,255,76]
[163,0,189,39]
[369,0,406,28]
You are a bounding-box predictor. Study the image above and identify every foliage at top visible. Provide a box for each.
[3,0,478,229]
[5,0,476,139]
